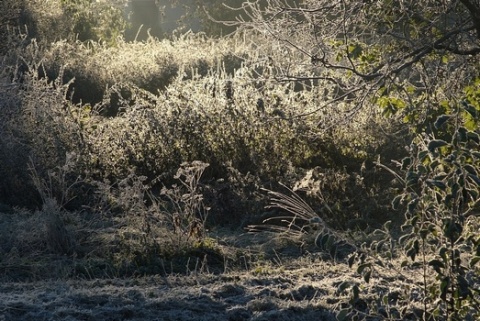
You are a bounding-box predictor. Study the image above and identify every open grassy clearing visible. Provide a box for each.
[0,226,432,321]
[1,205,467,321]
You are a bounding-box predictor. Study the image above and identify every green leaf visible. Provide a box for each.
[464,164,478,176]
[472,151,480,159]
[434,173,448,180]
[457,275,470,299]
[467,175,480,188]
[418,164,428,174]
[451,182,460,198]
[457,127,468,142]
[406,239,419,261]
[428,140,449,153]
[401,157,412,170]
[363,269,372,283]
[443,220,463,243]
[375,259,385,268]
[440,276,450,301]
[462,101,478,118]
[352,284,360,301]
[439,247,449,263]
[470,256,480,268]
[336,281,351,295]
[425,179,447,190]
[357,262,371,275]
[382,294,388,305]
[347,254,356,268]
[444,194,453,205]
[406,248,416,261]
[348,43,363,59]
[428,259,445,274]
[419,228,429,240]
[399,233,412,245]
[316,233,331,250]
[434,115,451,129]
[391,195,403,210]
[375,240,386,252]
[418,150,430,163]
[336,309,349,321]
[467,131,480,144]
[407,199,418,214]
[406,171,419,186]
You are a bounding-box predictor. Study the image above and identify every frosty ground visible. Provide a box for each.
[0,260,345,321]
[0,229,421,321]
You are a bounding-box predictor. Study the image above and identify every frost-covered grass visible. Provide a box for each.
[0,227,437,321]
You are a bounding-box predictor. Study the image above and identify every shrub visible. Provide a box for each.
[391,98,480,320]
[0,34,406,219]
[343,86,480,321]
[37,32,250,110]
[0,41,83,206]
[11,0,126,45]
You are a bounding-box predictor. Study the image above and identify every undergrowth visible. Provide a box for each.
[0,0,408,282]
